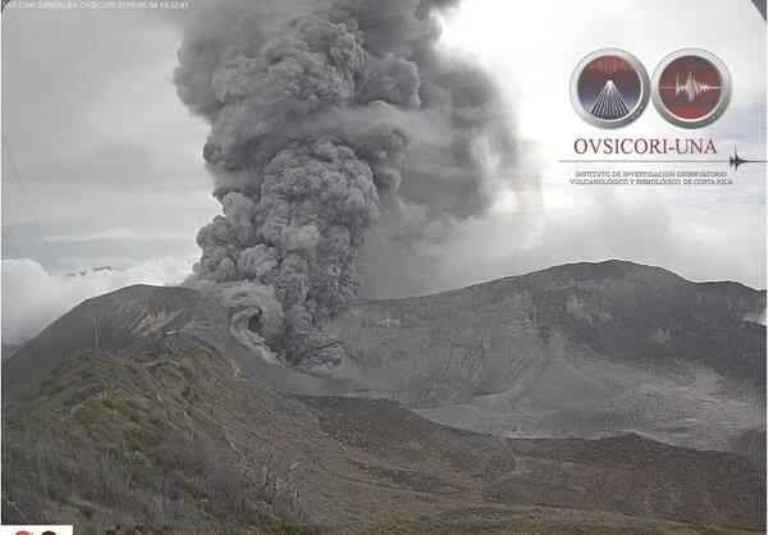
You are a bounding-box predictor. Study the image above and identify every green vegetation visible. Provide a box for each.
[2,350,311,534]
[3,346,762,535]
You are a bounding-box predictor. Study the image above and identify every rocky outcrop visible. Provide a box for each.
[324,261,766,452]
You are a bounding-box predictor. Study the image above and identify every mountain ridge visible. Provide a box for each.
[2,260,765,532]
[352,260,766,306]
[318,260,764,453]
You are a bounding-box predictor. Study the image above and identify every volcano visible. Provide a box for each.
[591,80,631,119]
[2,261,765,533]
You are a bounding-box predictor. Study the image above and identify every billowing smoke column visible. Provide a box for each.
[176,0,516,370]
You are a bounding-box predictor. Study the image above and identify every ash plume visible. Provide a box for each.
[175,0,517,370]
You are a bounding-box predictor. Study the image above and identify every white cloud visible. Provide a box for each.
[44,227,190,243]
[1,257,195,346]
[427,0,767,291]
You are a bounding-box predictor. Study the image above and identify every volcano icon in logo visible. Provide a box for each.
[590,80,630,120]
[652,49,731,128]
[571,48,650,128]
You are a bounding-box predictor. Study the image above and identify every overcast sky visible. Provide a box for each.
[2,7,213,270]
[2,0,766,344]
[433,0,766,292]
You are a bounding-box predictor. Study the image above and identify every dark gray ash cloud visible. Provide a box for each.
[175,0,520,369]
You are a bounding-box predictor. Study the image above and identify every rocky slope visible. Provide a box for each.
[324,260,766,452]
[2,285,229,403]
[2,260,765,533]
[2,334,764,533]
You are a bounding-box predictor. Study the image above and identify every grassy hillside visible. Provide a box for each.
[3,342,763,533]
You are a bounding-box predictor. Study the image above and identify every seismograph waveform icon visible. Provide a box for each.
[590,79,630,120]
[661,72,721,103]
